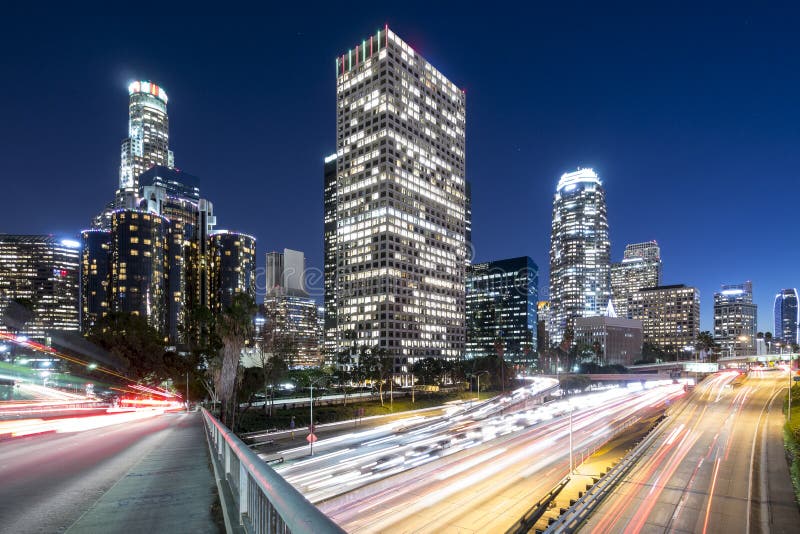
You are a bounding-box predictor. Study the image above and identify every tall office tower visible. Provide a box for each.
[0,235,80,341]
[465,257,538,365]
[774,288,799,345]
[119,81,174,192]
[628,284,700,359]
[266,249,307,297]
[334,27,467,365]
[209,231,257,313]
[80,230,111,332]
[713,281,757,356]
[536,301,551,352]
[109,210,169,335]
[323,153,338,360]
[93,81,175,230]
[610,241,661,318]
[549,168,611,344]
[262,295,321,368]
[465,180,473,263]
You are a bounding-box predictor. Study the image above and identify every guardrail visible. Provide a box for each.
[201,408,345,534]
[542,416,666,533]
[506,476,570,534]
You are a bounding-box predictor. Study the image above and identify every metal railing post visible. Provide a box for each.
[239,462,248,521]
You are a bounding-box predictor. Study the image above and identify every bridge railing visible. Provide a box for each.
[201,408,345,534]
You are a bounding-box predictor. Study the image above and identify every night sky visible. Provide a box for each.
[2,7,799,332]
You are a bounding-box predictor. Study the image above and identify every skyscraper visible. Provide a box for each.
[209,231,257,313]
[549,168,611,344]
[109,210,169,335]
[334,27,467,365]
[266,249,307,297]
[0,235,80,341]
[713,281,757,356]
[465,257,538,365]
[628,284,700,359]
[323,153,338,361]
[94,81,175,230]
[774,288,799,345]
[610,241,662,318]
[119,81,174,192]
[80,230,111,332]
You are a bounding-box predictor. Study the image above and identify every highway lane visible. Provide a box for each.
[0,411,189,534]
[315,383,684,532]
[580,368,800,533]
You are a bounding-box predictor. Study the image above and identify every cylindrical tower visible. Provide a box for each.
[209,231,257,313]
[80,229,112,333]
[110,210,169,335]
[549,168,611,345]
[119,81,173,191]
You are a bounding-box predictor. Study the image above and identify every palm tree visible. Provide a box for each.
[215,293,257,427]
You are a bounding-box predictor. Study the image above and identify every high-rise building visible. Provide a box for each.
[94,81,175,230]
[323,153,338,361]
[713,281,757,356]
[0,235,80,341]
[465,257,538,365]
[80,230,111,332]
[628,284,700,359]
[119,81,174,192]
[774,288,799,345]
[537,300,551,352]
[549,168,611,344]
[262,295,321,368]
[266,249,307,297]
[109,210,169,335]
[334,27,467,366]
[611,241,661,318]
[209,231,257,313]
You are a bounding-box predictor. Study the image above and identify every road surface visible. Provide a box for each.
[580,368,800,533]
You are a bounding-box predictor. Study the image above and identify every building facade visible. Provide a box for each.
[323,154,338,361]
[0,235,80,341]
[611,241,662,318]
[109,210,169,335]
[465,257,538,365]
[334,27,468,365]
[574,315,643,367]
[713,281,757,356]
[262,295,321,368]
[549,168,611,344]
[266,249,307,297]
[80,230,111,333]
[774,288,799,345]
[209,231,257,313]
[628,284,700,359]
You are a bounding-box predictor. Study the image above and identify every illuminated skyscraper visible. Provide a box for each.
[109,210,169,335]
[713,281,756,356]
[0,235,80,340]
[94,81,174,230]
[119,81,174,192]
[266,249,307,297]
[80,230,111,332]
[628,284,700,358]
[549,168,611,344]
[774,288,799,345]
[611,241,662,318]
[209,231,257,313]
[334,27,467,365]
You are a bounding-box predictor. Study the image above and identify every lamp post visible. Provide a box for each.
[474,370,489,403]
[568,400,574,475]
[308,376,325,456]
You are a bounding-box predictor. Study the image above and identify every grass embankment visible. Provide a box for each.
[236,390,493,434]
[784,384,800,506]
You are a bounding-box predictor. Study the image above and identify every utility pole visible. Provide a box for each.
[569,402,574,474]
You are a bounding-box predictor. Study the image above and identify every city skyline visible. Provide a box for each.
[2,11,800,332]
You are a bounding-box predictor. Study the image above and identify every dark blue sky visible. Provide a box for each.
[2,8,799,332]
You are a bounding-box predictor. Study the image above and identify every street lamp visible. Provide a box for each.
[308,376,326,456]
[474,370,489,403]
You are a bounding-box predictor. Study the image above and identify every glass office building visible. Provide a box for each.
[209,231,257,313]
[549,168,611,344]
[80,230,112,333]
[774,288,799,345]
[611,241,662,319]
[466,257,538,365]
[713,281,757,356]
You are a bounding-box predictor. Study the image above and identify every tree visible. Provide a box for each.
[256,300,296,416]
[413,357,444,386]
[87,312,167,382]
[592,340,603,365]
[215,294,257,427]
[180,305,222,404]
[695,331,717,359]
[360,346,393,406]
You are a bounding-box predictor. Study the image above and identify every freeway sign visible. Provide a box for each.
[793,376,800,382]
[306,433,318,443]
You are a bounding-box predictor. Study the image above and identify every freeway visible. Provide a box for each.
[580,368,800,533]
[272,380,683,533]
[0,410,202,533]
